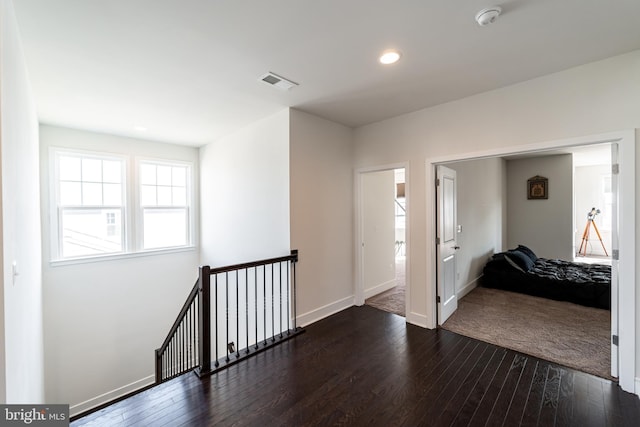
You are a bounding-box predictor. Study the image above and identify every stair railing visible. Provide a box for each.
[154,280,200,382]
[155,250,303,383]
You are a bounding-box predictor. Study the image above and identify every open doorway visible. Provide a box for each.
[357,167,407,317]
[430,140,632,382]
[573,144,612,265]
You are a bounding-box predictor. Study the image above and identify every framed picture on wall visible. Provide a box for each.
[527,175,548,199]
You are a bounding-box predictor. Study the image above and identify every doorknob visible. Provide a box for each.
[454,246,460,250]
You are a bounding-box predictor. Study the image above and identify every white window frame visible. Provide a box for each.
[50,148,128,261]
[49,148,196,264]
[135,157,194,252]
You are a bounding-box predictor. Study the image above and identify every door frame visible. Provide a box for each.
[425,129,635,393]
[355,162,410,317]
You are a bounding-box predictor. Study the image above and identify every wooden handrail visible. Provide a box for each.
[208,250,298,275]
[156,279,199,353]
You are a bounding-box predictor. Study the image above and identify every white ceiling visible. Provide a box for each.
[13,0,640,147]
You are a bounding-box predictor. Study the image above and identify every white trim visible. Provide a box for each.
[49,245,197,267]
[70,374,155,417]
[458,276,481,299]
[406,311,428,328]
[425,129,635,394]
[364,279,397,299]
[354,162,410,313]
[297,295,355,327]
[635,377,640,398]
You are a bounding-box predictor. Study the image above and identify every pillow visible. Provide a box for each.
[515,244,538,262]
[504,250,535,272]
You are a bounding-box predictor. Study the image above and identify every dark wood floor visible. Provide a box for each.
[72,306,640,427]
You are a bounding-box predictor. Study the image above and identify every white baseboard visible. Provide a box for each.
[70,374,155,417]
[458,276,481,299]
[297,295,355,327]
[363,279,397,299]
[406,311,429,329]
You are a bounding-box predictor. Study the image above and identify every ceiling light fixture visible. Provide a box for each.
[475,6,502,26]
[379,50,401,65]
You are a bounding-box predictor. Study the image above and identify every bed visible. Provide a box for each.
[481,245,611,310]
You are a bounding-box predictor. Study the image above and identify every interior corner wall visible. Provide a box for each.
[0,0,45,403]
[289,109,354,325]
[448,157,506,296]
[353,50,640,335]
[506,154,574,260]
[39,125,199,415]
[199,109,290,266]
[574,164,612,256]
[361,170,396,298]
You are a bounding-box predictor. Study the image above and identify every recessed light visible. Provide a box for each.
[379,50,401,65]
[133,125,147,132]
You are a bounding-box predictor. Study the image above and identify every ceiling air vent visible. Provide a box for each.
[259,72,298,90]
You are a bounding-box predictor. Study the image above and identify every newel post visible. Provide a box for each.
[196,265,212,377]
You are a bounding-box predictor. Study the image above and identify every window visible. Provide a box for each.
[55,152,125,258]
[51,149,193,261]
[139,161,190,250]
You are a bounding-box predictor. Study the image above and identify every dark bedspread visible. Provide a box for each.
[482,256,611,309]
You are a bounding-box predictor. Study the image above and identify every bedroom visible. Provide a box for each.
[438,143,616,380]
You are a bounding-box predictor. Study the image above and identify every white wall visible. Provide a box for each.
[0,0,44,403]
[352,50,640,370]
[448,157,506,296]
[361,170,396,298]
[200,109,290,266]
[289,109,354,325]
[574,164,612,257]
[506,154,574,260]
[39,125,199,415]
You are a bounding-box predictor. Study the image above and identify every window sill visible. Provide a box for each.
[49,245,198,267]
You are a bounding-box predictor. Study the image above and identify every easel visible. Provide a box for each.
[577,207,608,257]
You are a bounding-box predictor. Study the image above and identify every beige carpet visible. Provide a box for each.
[365,258,405,317]
[442,287,611,379]
[366,285,405,317]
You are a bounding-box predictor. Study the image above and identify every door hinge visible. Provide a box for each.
[612,163,620,175]
[612,335,619,346]
[436,237,440,245]
[435,178,440,187]
[436,296,441,303]
[612,249,619,260]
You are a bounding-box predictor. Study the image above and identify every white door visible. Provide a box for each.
[610,144,619,378]
[437,165,459,324]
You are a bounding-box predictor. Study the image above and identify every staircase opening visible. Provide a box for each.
[155,250,304,383]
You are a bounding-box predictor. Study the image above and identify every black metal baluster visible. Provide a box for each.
[189,305,193,369]
[254,267,258,350]
[292,250,298,330]
[286,260,290,335]
[225,272,230,362]
[181,319,184,372]
[279,262,283,338]
[195,293,200,367]
[245,268,249,354]
[263,265,267,345]
[271,262,275,342]
[235,271,240,358]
